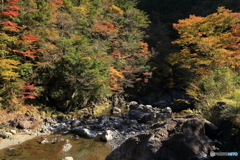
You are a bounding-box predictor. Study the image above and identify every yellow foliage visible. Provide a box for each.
[0,59,20,80]
[108,5,124,15]
[74,5,89,14]
[81,56,92,60]
[0,33,18,43]
[109,67,124,78]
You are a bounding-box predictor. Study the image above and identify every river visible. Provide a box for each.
[0,106,118,160]
[0,133,112,160]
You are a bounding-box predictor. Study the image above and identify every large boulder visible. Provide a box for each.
[204,119,219,139]
[10,118,33,129]
[106,114,216,160]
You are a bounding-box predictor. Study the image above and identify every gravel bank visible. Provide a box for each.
[0,132,47,150]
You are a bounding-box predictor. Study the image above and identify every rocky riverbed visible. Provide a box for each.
[0,101,237,160]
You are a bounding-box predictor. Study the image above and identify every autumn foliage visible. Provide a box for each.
[0,0,39,110]
[1,0,240,115]
[0,0,151,111]
[167,7,240,88]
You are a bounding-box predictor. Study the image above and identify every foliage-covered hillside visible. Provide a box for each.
[0,0,150,111]
[1,0,240,129]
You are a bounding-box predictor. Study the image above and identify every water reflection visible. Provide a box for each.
[0,106,130,160]
[0,134,112,160]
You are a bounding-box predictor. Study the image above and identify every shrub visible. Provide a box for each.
[187,66,240,125]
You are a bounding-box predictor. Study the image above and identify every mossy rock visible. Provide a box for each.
[51,114,57,118]
[180,109,194,115]
[93,104,110,115]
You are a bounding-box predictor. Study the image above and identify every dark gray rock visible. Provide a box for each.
[98,115,110,125]
[171,99,192,112]
[122,119,138,126]
[106,114,215,160]
[128,101,139,110]
[204,119,219,139]
[70,119,81,128]
[129,110,154,123]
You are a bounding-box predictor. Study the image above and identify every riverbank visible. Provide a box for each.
[0,131,46,150]
[0,101,239,160]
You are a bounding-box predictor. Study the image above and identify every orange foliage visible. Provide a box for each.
[48,0,64,8]
[21,34,40,43]
[144,78,148,83]
[0,21,19,32]
[92,20,118,38]
[1,10,19,17]
[111,52,122,56]
[139,42,149,53]
[0,0,20,17]
[142,72,150,76]
[171,7,240,73]
[19,82,36,99]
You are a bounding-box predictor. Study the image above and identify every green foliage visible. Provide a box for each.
[0,80,25,110]
[187,66,240,126]
[221,105,240,127]
[47,37,112,110]
[0,0,151,112]
[187,66,239,106]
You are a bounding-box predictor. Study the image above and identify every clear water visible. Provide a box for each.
[0,134,111,160]
[0,106,130,160]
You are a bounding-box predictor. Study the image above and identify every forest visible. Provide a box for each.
[1,0,240,127]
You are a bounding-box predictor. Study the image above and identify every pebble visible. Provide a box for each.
[40,139,49,144]
[63,157,73,160]
[9,130,17,135]
[62,143,72,153]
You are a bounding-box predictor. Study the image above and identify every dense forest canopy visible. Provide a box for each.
[0,0,240,125]
[0,0,151,111]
